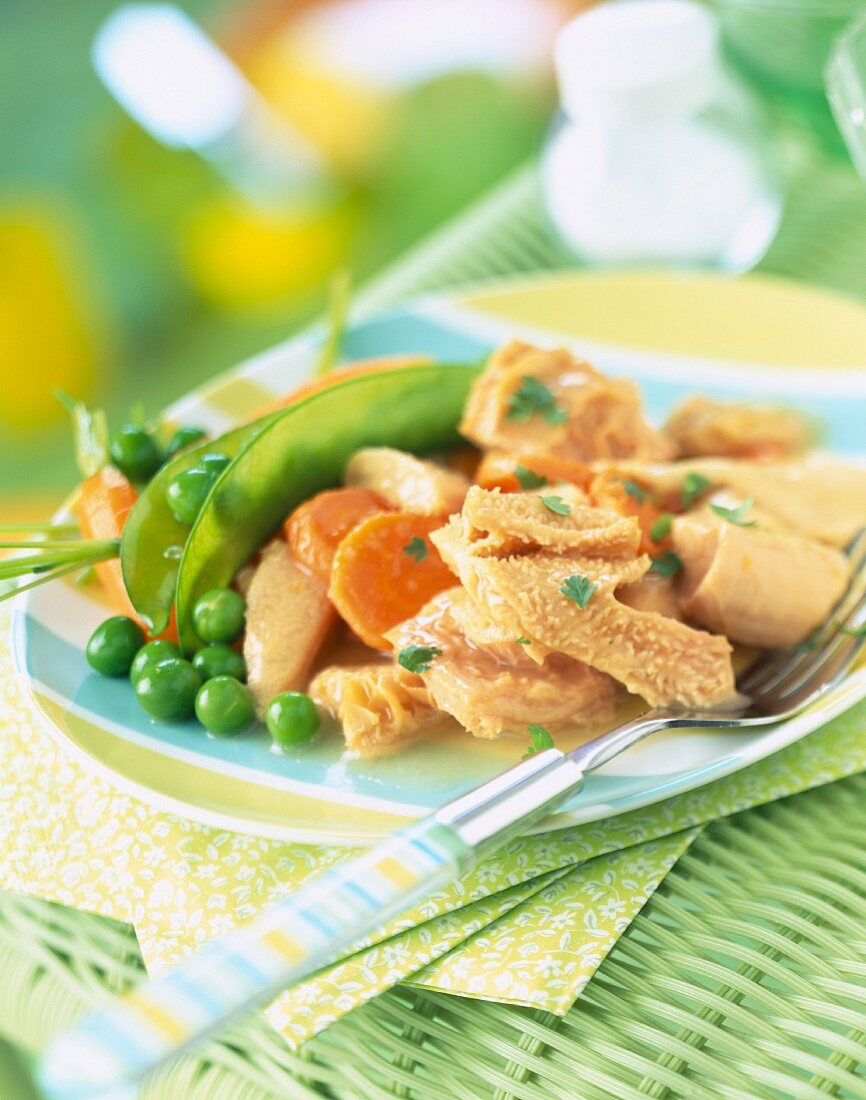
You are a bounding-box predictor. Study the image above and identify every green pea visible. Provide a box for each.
[198,452,231,477]
[134,657,202,721]
[166,466,216,526]
[192,588,245,644]
[195,676,254,735]
[109,425,162,483]
[130,639,182,684]
[192,645,246,682]
[265,691,320,747]
[86,616,146,677]
[164,425,208,461]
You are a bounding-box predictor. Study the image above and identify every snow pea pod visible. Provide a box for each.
[175,364,479,652]
[121,413,281,634]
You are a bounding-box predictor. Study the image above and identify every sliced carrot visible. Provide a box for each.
[588,469,667,557]
[248,355,433,420]
[475,453,593,494]
[329,512,454,650]
[76,466,177,640]
[284,487,391,582]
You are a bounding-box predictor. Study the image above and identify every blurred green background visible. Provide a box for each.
[0,0,571,513]
[3,0,864,518]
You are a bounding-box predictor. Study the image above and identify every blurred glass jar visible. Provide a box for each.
[541,0,783,272]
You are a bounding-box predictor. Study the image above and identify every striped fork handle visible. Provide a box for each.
[37,749,582,1100]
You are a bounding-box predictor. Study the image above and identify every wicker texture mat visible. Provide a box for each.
[3,142,866,1097]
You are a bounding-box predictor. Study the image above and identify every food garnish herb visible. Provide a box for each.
[561,574,598,608]
[681,471,712,509]
[515,465,548,490]
[506,376,567,425]
[522,724,555,758]
[838,622,866,638]
[709,497,757,527]
[398,645,442,674]
[618,478,647,503]
[540,495,571,516]
[650,551,684,578]
[650,513,673,542]
[403,536,429,562]
[515,636,531,646]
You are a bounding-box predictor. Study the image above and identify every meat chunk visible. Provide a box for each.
[460,341,675,462]
[243,541,334,714]
[345,447,469,516]
[617,573,683,621]
[310,664,438,757]
[665,395,809,459]
[387,588,621,739]
[432,491,737,710]
[672,515,850,648]
[597,457,866,548]
[455,485,641,560]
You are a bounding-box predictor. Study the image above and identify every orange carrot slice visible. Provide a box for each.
[589,469,667,557]
[475,453,593,494]
[77,466,177,639]
[329,512,454,650]
[284,487,391,582]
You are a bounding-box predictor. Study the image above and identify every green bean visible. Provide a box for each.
[175,364,478,651]
[120,412,282,634]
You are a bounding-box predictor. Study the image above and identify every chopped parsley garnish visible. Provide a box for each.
[403,536,428,562]
[681,471,712,509]
[522,724,555,759]
[505,376,567,425]
[540,495,571,516]
[515,636,531,646]
[838,622,866,638]
[650,513,673,543]
[515,464,548,490]
[560,574,598,608]
[398,645,441,674]
[650,551,684,578]
[618,478,647,503]
[709,497,757,527]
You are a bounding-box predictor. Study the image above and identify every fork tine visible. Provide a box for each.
[737,528,866,697]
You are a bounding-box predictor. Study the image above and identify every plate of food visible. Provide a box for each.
[11,270,866,845]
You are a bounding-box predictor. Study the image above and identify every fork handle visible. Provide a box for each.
[38,748,585,1100]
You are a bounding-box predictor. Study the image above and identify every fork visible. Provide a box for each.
[37,533,866,1100]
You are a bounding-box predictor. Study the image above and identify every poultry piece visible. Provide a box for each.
[460,340,675,462]
[345,447,469,516]
[243,541,334,714]
[310,664,438,757]
[617,573,683,621]
[432,488,737,709]
[597,457,866,548]
[672,512,850,648]
[387,588,622,739]
[665,395,810,459]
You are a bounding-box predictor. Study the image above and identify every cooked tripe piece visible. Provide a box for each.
[599,457,866,548]
[387,588,621,739]
[672,515,849,648]
[460,340,675,462]
[310,664,438,758]
[243,541,334,714]
[345,447,469,516]
[432,488,737,709]
[665,395,809,459]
